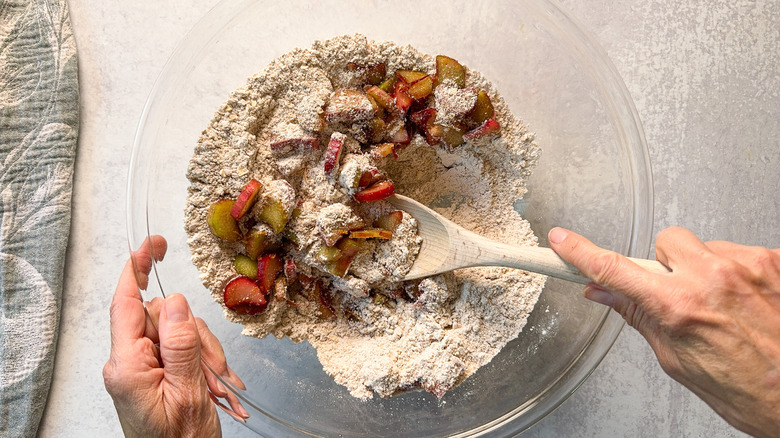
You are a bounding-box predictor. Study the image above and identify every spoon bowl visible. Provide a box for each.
[387,194,667,283]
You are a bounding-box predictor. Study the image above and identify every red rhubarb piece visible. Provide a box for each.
[224,276,267,315]
[230,179,263,220]
[284,258,297,281]
[323,133,345,176]
[355,180,395,202]
[393,81,413,113]
[256,253,284,295]
[349,229,393,239]
[463,118,500,142]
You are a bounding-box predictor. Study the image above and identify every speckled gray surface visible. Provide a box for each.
[40,0,777,436]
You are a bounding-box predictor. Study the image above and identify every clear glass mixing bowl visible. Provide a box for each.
[127,0,653,436]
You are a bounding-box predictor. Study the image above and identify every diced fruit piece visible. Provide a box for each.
[230,179,263,220]
[355,180,395,202]
[324,89,375,124]
[375,211,404,232]
[347,62,386,85]
[370,143,395,161]
[259,200,289,234]
[410,108,440,145]
[378,76,397,93]
[463,118,501,142]
[410,108,437,128]
[471,90,494,124]
[269,136,319,153]
[207,199,241,242]
[257,253,284,295]
[243,226,277,259]
[284,258,297,281]
[393,81,413,113]
[364,85,396,110]
[407,75,434,100]
[437,124,466,147]
[434,55,466,88]
[366,117,387,143]
[312,280,335,319]
[349,229,393,239]
[357,167,381,188]
[224,277,267,315]
[317,245,343,263]
[387,123,410,145]
[323,133,345,176]
[273,276,288,302]
[325,238,362,278]
[396,69,428,84]
[234,254,258,279]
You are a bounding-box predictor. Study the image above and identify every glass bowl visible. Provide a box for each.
[127,0,653,436]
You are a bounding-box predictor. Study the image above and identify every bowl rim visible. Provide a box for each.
[126,0,653,435]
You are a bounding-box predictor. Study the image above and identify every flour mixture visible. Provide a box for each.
[185,34,545,399]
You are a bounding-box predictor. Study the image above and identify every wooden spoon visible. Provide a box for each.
[386,194,669,284]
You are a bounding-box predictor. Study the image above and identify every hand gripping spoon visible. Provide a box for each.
[387,194,668,284]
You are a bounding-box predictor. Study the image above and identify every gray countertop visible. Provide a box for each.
[41,0,778,436]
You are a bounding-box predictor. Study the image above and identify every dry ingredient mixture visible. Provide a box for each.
[185,34,545,399]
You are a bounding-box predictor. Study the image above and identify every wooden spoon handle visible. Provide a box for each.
[468,238,670,284]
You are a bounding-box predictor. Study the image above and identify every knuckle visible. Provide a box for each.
[589,251,624,285]
[752,247,780,276]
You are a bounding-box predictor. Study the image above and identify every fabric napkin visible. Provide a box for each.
[0,0,79,436]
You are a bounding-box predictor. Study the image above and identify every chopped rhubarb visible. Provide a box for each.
[437,124,466,147]
[224,277,267,315]
[323,133,345,176]
[364,85,396,111]
[463,118,500,142]
[393,81,413,113]
[234,254,258,280]
[349,229,393,239]
[387,124,410,145]
[434,55,466,88]
[230,179,263,220]
[357,167,381,188]
[471,90,495,124]
[355,180,395,202]
[243,226,277,259]
[410,108,437,128]
[324,89,375,124]
[207,199,241,242]
[284,258,297,281]
[325,238,362,278]
[257,253,284,295]
[347,62,386,85]
[273,276,288,302]
[407,75,434,100]
[313,280,336,319]
[366,117,387,143]
[395,69,428,84]
[374,211,404,232]
[316,245,342,263]
[259,200,290,234]
[270,136,319,153]
[370,143,395,161]
[378,76,397,93]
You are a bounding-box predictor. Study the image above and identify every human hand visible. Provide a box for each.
[549,226,780,438]
[103,236,248,438]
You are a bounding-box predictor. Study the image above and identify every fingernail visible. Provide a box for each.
[165,294,189,322]
[584,285,614,307]
[549,227,568,244]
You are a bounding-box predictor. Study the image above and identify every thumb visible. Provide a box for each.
[158,294,205,389]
